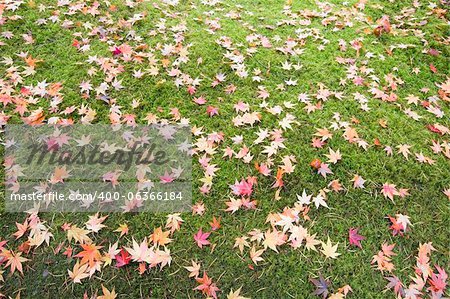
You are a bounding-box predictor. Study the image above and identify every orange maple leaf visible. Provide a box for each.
[74,243,103,268]
[50,166,70,184]
[24,55,43,68]
[1,249,29,275]
[150,227,172,247]
[12,219,28,240]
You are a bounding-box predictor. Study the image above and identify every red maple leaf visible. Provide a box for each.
[388,216,405,236]
[348,228,365,248]
[194,271,220,299]
[430,64,437,73]
[115,248,131,268]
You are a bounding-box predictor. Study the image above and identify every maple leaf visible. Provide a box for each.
[234,236,250,254]
[150,227,172,247]
[68,261,90,283]
[428,265,448,293]
[192,202,206,216]
[115,249,131,268]
[61,223,71,231]
[102,242,120,267]
[305,233,321,251]
[348,228,365,248]
[395,214,412,230]
[227,287,249,299]
[67,225,92,244]
[381,183,399,202]
[209,216,221,231]
[193,96,207,105]
[138,262,147,275]
[385,276,404,298]
[194,271,220,299]
[317,163,333,178]
[325,148,342,164]
[352,175,366,189]
[193,228,211,248]
[381,243,396,257]
[74,243,103,268]
[230,178,254,197]
[262,229,286,252]
[153,248,172,269]
[206,105,219,117]
[165,213,184,234]
[225,198,242,213]
[63,246,73,258]
[313,193,329,209]
[159,171,175,184]
[2,250,28,275]
[297,189,312,205]
[85,213,107,233]
[98,285,117,299]
[337,285,353,296]
[49,166,70,184]
[289,225,308,248]
[329,179,343,192]
[114,224,129,237]
[404,286,421,298]
[273,168,284,188]
[125,238,152,263]
[397,144,411,159]
[310,274,330,299]
[249,246,264,265]
[320,237,340,259]
[314,128,332,141]
[18,241,31,254]
[184,260,201,278]
[388,216,405,236]
[12,219,28,240]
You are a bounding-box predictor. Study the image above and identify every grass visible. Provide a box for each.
[0,0,449,298]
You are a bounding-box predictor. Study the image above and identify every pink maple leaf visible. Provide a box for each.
[160,172,174,184]
[385,276,404,298]
[193,228,211,248]
[206,106,219,117]
[193,96,207,105]
[428,265,448,294]
[102,171,121,187]
[317,163,333,178]
[187,86,196,95]
[381,183,399,201]
[230,178,253,197]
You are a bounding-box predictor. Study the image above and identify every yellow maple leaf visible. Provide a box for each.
[227,286,250,299]
[98,284,117,299]
[68,261,89,283]
[67,225,91,244]
[114,224,129,237]
[250,246,264,265]
[320,237,340,259]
